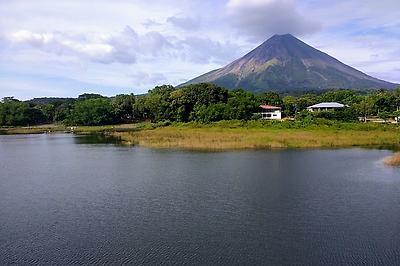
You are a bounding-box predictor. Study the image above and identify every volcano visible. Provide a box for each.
[181,34,397,93]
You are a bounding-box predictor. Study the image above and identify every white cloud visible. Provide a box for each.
[7,27,177,64]
[9,30,123,63]
[179,37,242,64]
[11,30,53,45]
[131,72,167,86]
[226,0,321,41]
[167,16,201,31]
[5,25,242,66]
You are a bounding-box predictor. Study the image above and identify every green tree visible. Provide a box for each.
[169,89,189,122]
[0,98,46,126]
[54,103,74,123]
[36,104,55,123]
[133,85,175,122]
[393,87,400,111]
[182,83,228,122]
[225,89,259,120]
[354,96,375,122]
[372,90,395,114]
[378,111,391,122]
[191,103,228,123]
[294,94,319,111]
[320,89,357,105]
[112,94,135,122]
[282,96,296,116]
[314,107,359,122]
[260,91,282,106]
[183,83,228,106]
[67,98,116,125]
[78,93,105,100]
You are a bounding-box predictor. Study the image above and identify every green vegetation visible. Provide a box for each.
[1,84,400,129]
[66,98,116,126]
[0,97,46,126]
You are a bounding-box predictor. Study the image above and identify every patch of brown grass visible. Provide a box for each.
[113,126,400,151]
[384,153,400,167]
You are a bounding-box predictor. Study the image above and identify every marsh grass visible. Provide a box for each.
[114,124,400,151]
[384,153,400,167]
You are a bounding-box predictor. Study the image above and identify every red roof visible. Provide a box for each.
[260,105,281,110]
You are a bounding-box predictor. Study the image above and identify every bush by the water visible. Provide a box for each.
[385,153,400,167]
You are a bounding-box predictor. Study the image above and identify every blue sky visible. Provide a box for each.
[0,0,399,99]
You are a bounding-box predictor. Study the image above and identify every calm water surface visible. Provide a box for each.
[0,134,399,265]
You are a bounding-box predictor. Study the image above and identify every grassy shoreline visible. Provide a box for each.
[2,121,400,151]
[114,127,400,151]
[114,120,400,151]
[0,123,141,135]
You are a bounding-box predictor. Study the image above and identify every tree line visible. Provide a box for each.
[1,83,400,126]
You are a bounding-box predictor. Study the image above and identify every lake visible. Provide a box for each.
[0,134,399,265]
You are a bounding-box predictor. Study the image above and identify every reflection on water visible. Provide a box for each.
[0,134,399,265]
[73,134,124,145]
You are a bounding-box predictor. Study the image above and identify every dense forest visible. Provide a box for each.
[1,83,400,126]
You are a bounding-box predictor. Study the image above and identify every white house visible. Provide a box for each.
[307,102,347,112]
[260,105,282,120]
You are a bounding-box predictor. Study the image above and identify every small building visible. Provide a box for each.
[260,105,282,120]
[307,102,347,112]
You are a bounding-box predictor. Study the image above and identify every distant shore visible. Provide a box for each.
[0,124,139,135]
[1,121,400,151]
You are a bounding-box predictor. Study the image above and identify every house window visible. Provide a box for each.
[266,114,271,118]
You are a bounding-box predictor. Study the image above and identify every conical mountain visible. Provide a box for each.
[181,34,397,92]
